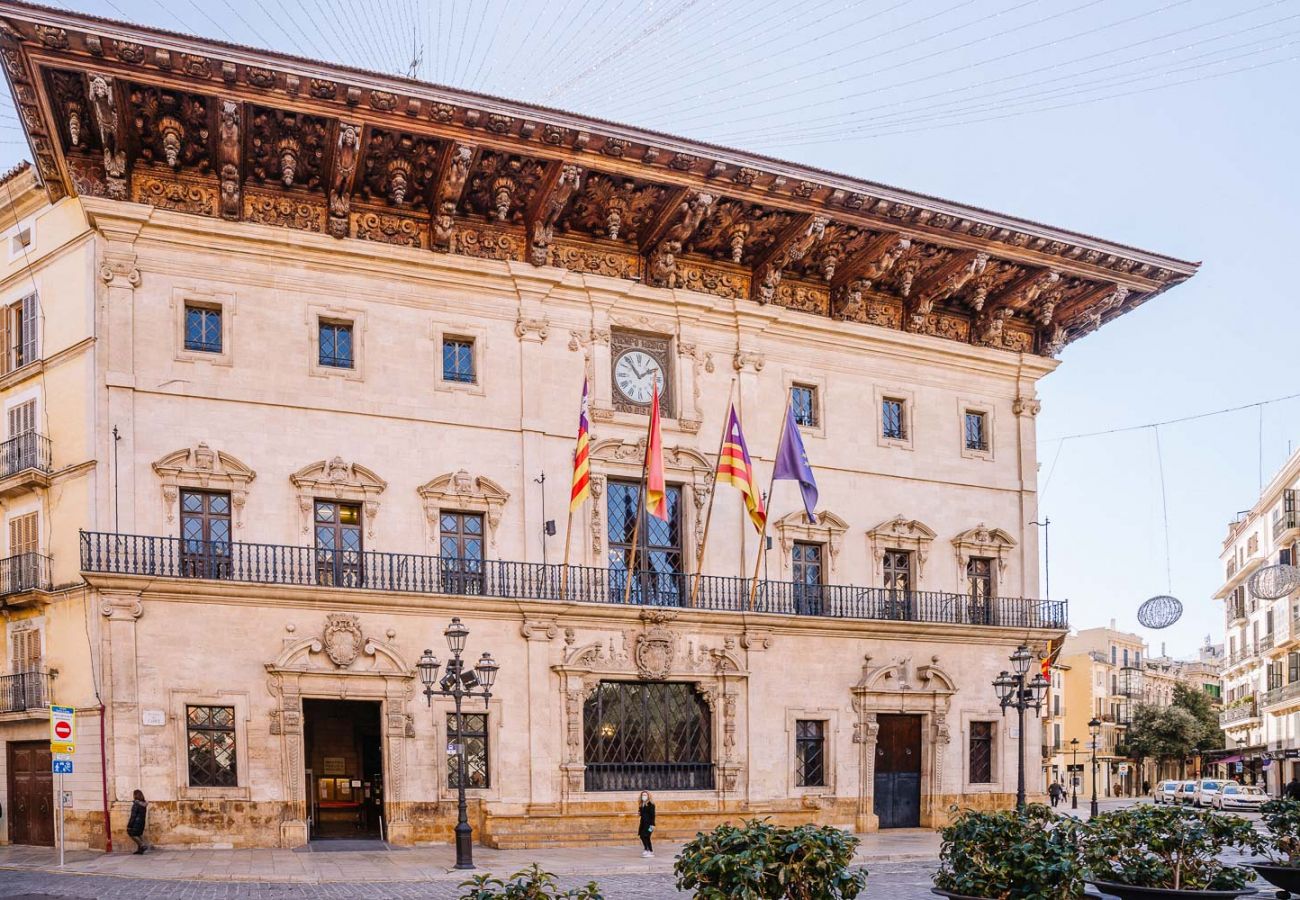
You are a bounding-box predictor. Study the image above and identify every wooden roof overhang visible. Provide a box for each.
[0,1,1198,356]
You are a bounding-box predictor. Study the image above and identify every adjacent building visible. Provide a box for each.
[0,5,1195,849]
[1218,448,1300,792]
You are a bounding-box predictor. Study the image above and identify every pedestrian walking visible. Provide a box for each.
[637,791,656,858]
[1285,774,1300,801]
[126,789,149,854]
[1048,781,1062,807]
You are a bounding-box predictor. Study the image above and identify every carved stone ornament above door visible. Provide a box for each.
[951,523,1016,575]
[152,442,256,528]
[866,515,936,581]
[417,470,509,549]
[290,457,387,538]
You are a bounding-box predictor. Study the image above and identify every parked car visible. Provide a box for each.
[1192,778,1235,808]
[1154,780,1183,804]
[1213,782,1268,811]
[1177,781,1199,804]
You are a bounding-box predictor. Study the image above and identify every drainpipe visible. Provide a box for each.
[93,705,112,852]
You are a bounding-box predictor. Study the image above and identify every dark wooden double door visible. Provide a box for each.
[874,714,921,829]
[7,741,53,846]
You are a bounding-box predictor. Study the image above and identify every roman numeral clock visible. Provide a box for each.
[610,331,673,417]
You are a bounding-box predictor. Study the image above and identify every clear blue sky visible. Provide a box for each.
[4,0,1297,656]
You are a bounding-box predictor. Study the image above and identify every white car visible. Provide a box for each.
[1192,779,1235,808]
[1177,781,1199,805]
[1214,783,1268,811]
[1154,780,1183,804]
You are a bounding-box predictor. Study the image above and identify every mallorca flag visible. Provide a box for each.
[1040,637,1063,681]
[568,378,591,512]
[717,404,766,532]
[645,386,669,521]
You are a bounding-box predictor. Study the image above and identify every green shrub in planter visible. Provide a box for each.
[1260,798,1300,864]
[458,863,604,900]
[1081,804,1265,891]
[932,804,1084,899]
[673,818,867,900]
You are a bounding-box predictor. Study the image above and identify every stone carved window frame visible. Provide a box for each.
[960,712,1004,793]
[170,286,236,367]
[167,687,252,801]
[951,524,1017,586]
[958,396,996,461]
[153,443,257,532]
[431,318,487,396]
[417,470,510,552]
[587,439,713,569]
[867,515,936,588]
[874,384,915,451]
[785,706,839,799]
[782,368,828,440]
[290,458,387,540]
[551,613,748,802]
[431,695,506,803]
[307,303,366,382]
[850,655,956,832]
[773,510,849,577]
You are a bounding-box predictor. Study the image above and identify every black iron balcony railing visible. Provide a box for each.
[0,669,51,712]
[0,432,51,478]
[584,762,714,793]
[0,552,51,596]
[80,532,1067,629]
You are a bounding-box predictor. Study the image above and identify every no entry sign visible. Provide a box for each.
[49,705,75,755]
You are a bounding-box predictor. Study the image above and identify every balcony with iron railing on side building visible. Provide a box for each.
[0,669,52,716]
[78,531,1069,631]
[1263,680,1300,711]
[0,431,51,498]
[1219,697,1259,728]
[0,551,52,607]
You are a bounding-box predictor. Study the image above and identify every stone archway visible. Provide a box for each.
[265,613,415,847]
[851,653,956,831]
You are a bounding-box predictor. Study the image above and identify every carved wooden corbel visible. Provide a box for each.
[430,142,476,252]
[525,162,581,267]
[750,214,828,304]
[326,121,361,238]
[829,231,911,321]
[904,249,987,333]
[643,189,715,289]
[216,99,242,221]
[86,72,128,200]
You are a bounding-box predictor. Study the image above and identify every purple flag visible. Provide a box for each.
[772,404,818,524]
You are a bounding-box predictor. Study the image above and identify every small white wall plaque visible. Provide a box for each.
[141,709,166,726]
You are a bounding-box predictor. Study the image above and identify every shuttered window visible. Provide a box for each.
[0,294,38,374]
[9,512,37,556]
[9,628,40,673]
[7,400,34,437]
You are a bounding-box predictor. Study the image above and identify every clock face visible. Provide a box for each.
[613,350,665,405]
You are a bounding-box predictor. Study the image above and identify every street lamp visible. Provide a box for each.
[1069,737,1080,810]
[993,644,1049,810]
[417,617,500,870]
[1089,716,1102,818]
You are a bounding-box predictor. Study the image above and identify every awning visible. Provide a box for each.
[1219,755,1244,764]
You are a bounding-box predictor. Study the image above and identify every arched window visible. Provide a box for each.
[583,681,712,792]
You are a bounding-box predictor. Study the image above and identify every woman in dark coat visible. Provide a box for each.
[637,791,656,857]
[126,789,149,854]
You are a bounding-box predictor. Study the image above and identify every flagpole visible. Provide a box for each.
[750,386,795,611]
[689,379,737,609]
[561,376,589,601]
[622,388,657,606]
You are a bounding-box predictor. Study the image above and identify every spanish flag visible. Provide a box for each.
[568,378,591,512]
[645,386,669,521]
[1041,637,1063,681]
[717,404,766,531]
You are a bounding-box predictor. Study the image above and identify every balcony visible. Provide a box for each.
[1261,632,1277,652]
[0,552,51,606]
[1263,681,1300,710]
[80,531,1068,630]
[0,432,51,498]
[0,670,51,715]
[1220,700,1259,727]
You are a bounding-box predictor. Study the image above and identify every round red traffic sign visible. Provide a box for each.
[53,721,71,740]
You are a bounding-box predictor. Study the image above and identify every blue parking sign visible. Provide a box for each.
[52,759,72,774]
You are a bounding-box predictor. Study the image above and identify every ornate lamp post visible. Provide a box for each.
[1069,737,1080,810]
[417,617,500,870]
[1089,716,1102,818]
[993,644,1049,810]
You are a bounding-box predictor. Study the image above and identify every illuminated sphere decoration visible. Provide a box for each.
[1137,595,1183,630]
[1248,564,1300,601]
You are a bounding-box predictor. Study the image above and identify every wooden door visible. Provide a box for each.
[873,714,922,828]
[7,740,53,846]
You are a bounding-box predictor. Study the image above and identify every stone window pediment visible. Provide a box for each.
[867,515,936,581]
[290,457,386,538]
[773,510,849,566]
[153,442,256,528]
[417,470,510,549]
[952,524,1016,574]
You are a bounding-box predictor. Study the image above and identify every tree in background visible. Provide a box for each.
[1172,682,1225,754]
[1121,703,1200,781]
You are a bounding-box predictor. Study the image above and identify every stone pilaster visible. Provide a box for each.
[521,617,560,812]
[99,591,143,802]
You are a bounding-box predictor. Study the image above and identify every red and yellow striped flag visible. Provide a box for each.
[1041,637,1063,681]
[569,378,591,512]
[645,386,669,521]
[717,404,766,531]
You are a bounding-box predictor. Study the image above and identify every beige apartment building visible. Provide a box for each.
[1218,448,1300,793]
[1060,625,1147,799]
[0,5,1195,850]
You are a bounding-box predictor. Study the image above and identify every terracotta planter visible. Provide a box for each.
[1088,880,1257,900]
[1250,862,1300,896]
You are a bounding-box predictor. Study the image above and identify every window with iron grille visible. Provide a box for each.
[883,549,911,591]
[184,305,222,353]
[792,541,824,614]
[442,337,475,384]
[583,680,713,792]
[439,511,485,595]
[318,320,354,368]
[882,398,906,440]
[969,721,994,783]
[964,410,988,451]
[187,705,237,787]
[607,479,683,606]
[446,712,489,788]
[795,719,826,787]
[314,500,363,587]
[180,490,231,579]
[791,384,818,428]
[966,557,994,600]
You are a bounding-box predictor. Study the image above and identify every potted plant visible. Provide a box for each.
[1082,804,1264,899]
[931,804,1085,899]
[458,863,604,900]
[673,818,867,899]
[1252,799,1300,896]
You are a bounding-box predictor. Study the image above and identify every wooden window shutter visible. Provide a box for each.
[9,512,37,555]
[20,293,36,365]
[10,628,40,671]
[0,302,11,375]
[7,400,34,437]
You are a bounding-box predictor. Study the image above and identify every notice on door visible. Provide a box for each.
[322,756,346,775]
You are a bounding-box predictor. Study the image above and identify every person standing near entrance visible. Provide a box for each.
[637,791,656,858]
[1048,781,1063,807]
[127,789,150,854]
[1286,773,1300,801]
